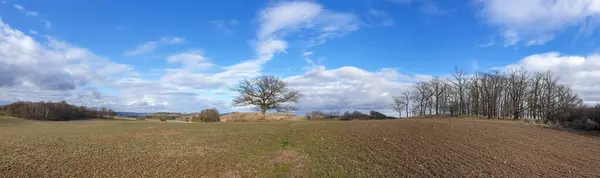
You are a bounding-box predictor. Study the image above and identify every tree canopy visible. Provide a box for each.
[231,76,301,119]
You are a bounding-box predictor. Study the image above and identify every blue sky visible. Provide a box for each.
[1,0,600,114]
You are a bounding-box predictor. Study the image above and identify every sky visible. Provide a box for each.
[1,0,600,115]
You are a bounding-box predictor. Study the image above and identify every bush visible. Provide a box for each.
[306,111,337,120]
[159,117,167,121]
[196,108,220,122]
[342,111,370,120]
[369,111,387,120]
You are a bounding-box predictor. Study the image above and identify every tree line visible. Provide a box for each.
[392,68,600,130]
[0,101,116,121]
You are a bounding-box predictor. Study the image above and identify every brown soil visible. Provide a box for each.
[0,118,598,177]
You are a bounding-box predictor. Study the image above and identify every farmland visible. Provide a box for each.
[1,117,599,177]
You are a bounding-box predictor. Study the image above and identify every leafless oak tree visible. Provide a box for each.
[231,76,301,119]
[392,96,406,118]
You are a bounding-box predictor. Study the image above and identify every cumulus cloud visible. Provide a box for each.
[0,19,133,91]
[0,19,150,110]
[284,64,431,114]
[504,52,600,103]
[123,37,186,56]
[476,0,600,46]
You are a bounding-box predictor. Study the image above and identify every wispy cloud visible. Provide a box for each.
[387,0,453,16]
[209,19,239,35]
[12,4,52,29]
[123,37,186,56]
[477,40,495,48]
[13,4,39,16]
[388,0,412,4]
[418,1,451,16]
[368,8,395,27]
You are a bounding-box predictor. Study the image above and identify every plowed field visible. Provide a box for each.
[1,117,599,177]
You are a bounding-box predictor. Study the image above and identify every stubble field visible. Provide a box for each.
[1,116,599,177]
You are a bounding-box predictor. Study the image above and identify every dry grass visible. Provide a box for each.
[1,117,599,177]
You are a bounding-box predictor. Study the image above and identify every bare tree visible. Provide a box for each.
[412,82,433,116]
[506,68,529,119]
[392,96,406,118]
[400,91,411,117]
[450,67,468,115]
[231,76,301,119]
[429,77,447,115]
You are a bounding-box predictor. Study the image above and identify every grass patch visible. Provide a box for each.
[281,137,290,147]
[0,116,17,120]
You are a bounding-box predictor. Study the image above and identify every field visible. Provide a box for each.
[1,116,599,177]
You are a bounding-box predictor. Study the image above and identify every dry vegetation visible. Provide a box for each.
[1,117,599,177]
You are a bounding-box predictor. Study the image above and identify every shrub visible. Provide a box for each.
[159,117,167,121]
[369,111,387,120]
[199,108,220,122]
[341,111,370,120]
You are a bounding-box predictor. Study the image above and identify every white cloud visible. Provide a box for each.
[504,52,600,103]
[13,4,22,10]
[28,30,38,35]
[166,50,214,70]
[0,19,136,107]
[13,4,39,16]
[123,37,185,56]
[257,1,359,50]
[476,0,600,46]
[284,64,431,114]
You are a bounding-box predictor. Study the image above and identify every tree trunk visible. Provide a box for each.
[260,108,266,120]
